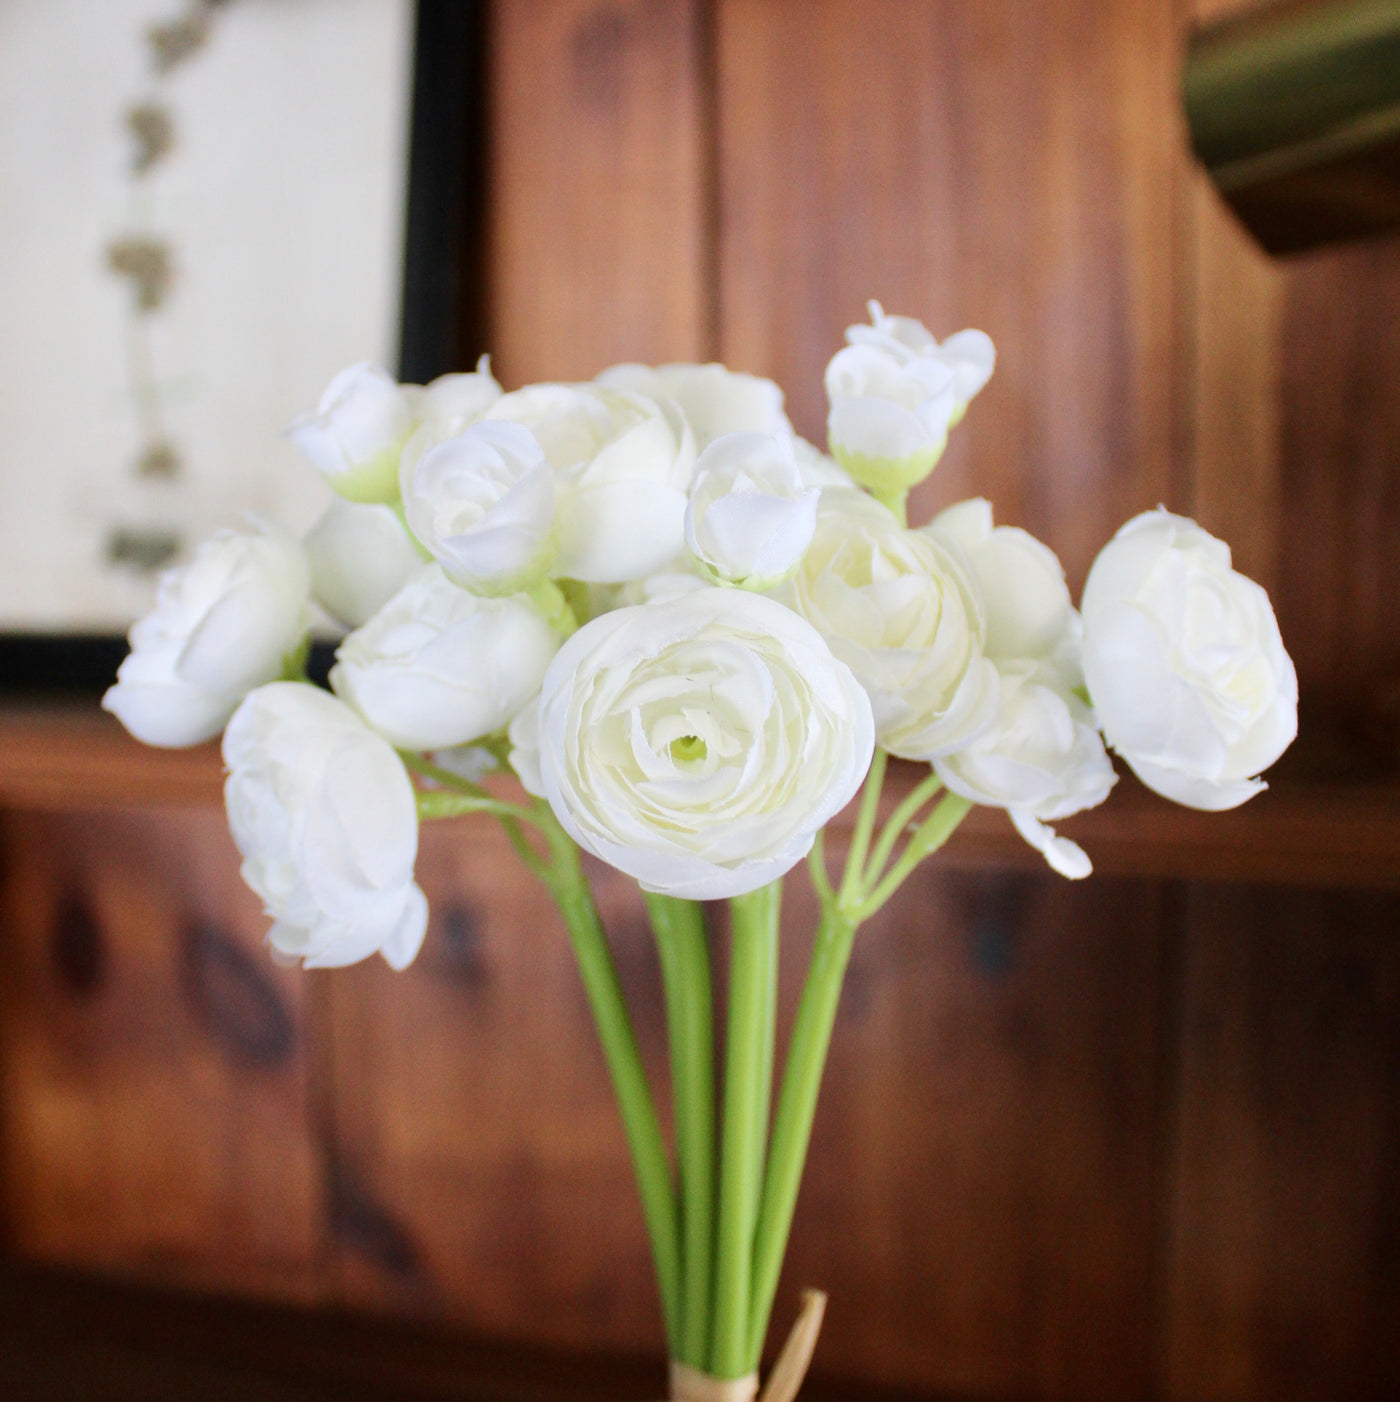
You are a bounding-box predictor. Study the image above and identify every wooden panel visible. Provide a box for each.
[6,710,1400,888]
[772,867,1169,1400]
[1184,0,1400,780]
[1275,242,1400,779]
[1162,885,1400,1402]
[320,817,666,1351]
[1187,172,1284,596]
[488,0,711,385]
[0,808,326,1298]
[714,0,1182,588]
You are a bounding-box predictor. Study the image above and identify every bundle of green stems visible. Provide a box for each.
[411,747,970,1380]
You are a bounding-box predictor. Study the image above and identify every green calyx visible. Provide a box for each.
[832,437,945,494]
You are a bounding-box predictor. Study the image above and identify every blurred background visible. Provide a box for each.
[2,0,1399,1399]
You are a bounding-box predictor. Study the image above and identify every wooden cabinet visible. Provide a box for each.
[3,2,1399,1399]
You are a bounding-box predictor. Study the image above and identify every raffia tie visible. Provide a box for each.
[669,1291,827,1402]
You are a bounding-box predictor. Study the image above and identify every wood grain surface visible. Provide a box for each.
[713,0,1183,588]
[488,0,711,385]
[2,2,1399,1399]
[0,808,326,1301]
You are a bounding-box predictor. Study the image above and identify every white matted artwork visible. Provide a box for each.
[0,0,414,634]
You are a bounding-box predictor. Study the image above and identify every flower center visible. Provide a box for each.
[669,734,708,764]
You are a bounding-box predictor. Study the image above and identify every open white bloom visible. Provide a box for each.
[287,362,415,504]
[846,301,996,419]
[936,666,1116,879]
[304,500,425,629]
[535,588,874,899]
[223,683,427,970]
[774,490,998,759]
[684,432,818,589]
[595,362,792,449]
[927,499,1113,875]
[485,384,695,583]
[330,565,559,751]
[103,520,312,747]
[401,419,556,594]
[1081,510,1297,811]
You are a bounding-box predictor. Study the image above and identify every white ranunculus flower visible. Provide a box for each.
[792,436,856,491]
[103,520,312,747]
[427,743,501,785]
[304,499,425,628]
[507,695,544,797]
[535,588,874,899]
[774,490,998,760]
[824,343,957,493]
[223,683,428,970]
[330,565,559,751]
[846,301,996,419]
[485,384,695,583]
[595,362,792,449]
[684,432,819,589]
[924,497,1084,694]
[615,560,710,607]
[400,419,557,595]
[926,499,1113,874]
[1081,509,1297,811]
[936,666,1116,879]
[403,355,502,433]
[287,362,415,504]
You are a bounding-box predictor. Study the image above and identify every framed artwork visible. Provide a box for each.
[0,0,484,691]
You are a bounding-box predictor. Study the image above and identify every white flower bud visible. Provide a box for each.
[936,667,1116,880]
[223,683,427,970]
[103,520,312,747]
[286,363,414,503]
[1081,510,1297,810]
[304,500,424,629]
[924,497,1083,693]
[847,302,995,416]
[595,362,792,448]
[486,384,695,583]
[401,419,557,595]
[824,344,956,492]
[684,433,818,589]
[330,565,559,750]
[404,355,502,434]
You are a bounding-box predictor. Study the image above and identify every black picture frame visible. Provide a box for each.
[0,0,488,699]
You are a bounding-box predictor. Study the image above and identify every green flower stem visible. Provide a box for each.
[529,579,580,637]
[535,810,682,1352]
[745,785,972,1366]
[871,486,909,526]
[855,793,972,920]
[837,749,887,907]
[400,753,539,826]
[861,770,944,890]
[280,634,312,683]
[745,901,857,1369]
[711,881,782,1378]
[645,893,717,1369]
[414,789,535,822]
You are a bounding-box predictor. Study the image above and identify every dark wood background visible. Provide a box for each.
[3,2,1399,1399]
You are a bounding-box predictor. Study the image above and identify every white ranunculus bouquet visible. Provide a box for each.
[107,306,1296,1402]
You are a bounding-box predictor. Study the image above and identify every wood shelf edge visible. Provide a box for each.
[3,705,1397,888]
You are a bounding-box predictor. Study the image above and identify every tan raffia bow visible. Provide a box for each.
[669,1291,828,1402]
